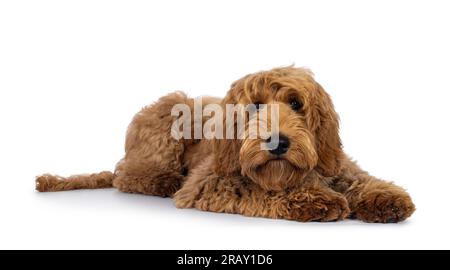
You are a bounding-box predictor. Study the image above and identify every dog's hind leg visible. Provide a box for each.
[36,171,115,192]
[112,92,194,197]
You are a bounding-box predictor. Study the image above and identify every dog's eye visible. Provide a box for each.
[289,99,303,111]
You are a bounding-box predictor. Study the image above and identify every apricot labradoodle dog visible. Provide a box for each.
[36,66,415,223]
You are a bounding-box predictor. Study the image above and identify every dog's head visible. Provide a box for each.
[214,66,343,191]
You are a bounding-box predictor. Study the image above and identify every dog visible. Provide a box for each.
[36,66,415,223]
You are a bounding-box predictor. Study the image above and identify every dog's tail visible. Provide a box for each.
[35,171,115,192]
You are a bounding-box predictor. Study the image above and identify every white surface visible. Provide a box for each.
[1,0,449,249]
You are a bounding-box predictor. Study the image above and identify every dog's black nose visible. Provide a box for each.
[267,134,290,156]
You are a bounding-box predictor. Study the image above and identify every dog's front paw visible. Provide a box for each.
[288,192,350,222]
[173,187,196,209]
[352,189,415,223]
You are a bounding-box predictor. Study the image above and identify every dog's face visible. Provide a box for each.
[214,67,343,191]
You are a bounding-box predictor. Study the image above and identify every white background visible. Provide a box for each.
[1,0,449,250]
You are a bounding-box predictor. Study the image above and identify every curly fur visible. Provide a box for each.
[36,66,415,223]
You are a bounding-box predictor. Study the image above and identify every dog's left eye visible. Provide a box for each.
[289,99,303,111]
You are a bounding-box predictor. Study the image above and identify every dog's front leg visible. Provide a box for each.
[332,157,415,223]
[174,160,350,222]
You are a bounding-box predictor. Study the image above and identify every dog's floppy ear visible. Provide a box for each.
[313,83,344,177]
[213,134,242,175]
[213,85,243,175]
